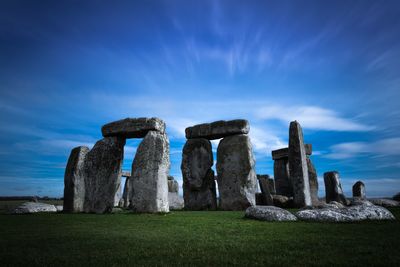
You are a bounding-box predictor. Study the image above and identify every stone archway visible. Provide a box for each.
[63,117,170,213]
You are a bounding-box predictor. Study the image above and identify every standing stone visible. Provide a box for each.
[63,146,89,212]
[216,134,257,210]
[288,121,312,208]
[114,180,122,207]
[307,157,319,206]
[168,179,179,193]
[352,181,366,199]
[268,178,276,195]
[181,138,217,210]
[167,176,184,210]
[185,120,249,140]
[121,176,131,208]
[83,137,125,213]
[257,175,274,205]
[324,171,347,205]
[130,131,170,213]
[273,158,293,197]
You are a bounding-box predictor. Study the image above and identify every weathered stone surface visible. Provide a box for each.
[114,180,122,207]
[257,175,273,205]
[185,119,249,140]
[352,181,366,199]
[273,158,293,197]
[168,192,184,210]
[288,121,312,207]
[324,171,348,205]
[121,176,131,208]
[84,137,125,213]
[271,144,312,160]
[272,195,294,208]
[13,202,57,214]
[295,204,395,222]
[216,134,257,210]
[102,117,165,138]
[368,198,400,207]
[182,138,217,210]
[63,146,89,213]
[168,179,179,193]
[130,131,170,213]
[307,157,319,206]
[268,178,276,195]
[393,192,400,201]
[245,206,297,222]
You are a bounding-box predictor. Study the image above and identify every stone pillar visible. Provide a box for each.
[257,175,273,205]
[273,157,293,197]
[121,176,131,208]
[63,146,89,212]
[130,131,170,213]
[168,176,184,210]
[324,171,347,205]
[288,121,312,208]
[352,181,366,199]
[181,138,217,210]
[307,157,319,206]
[83,136,125,213]
[216,134,257,210]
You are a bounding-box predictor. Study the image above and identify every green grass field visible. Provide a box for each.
[1,202,399,266]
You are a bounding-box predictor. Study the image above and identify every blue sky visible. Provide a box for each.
[1,0,400,197]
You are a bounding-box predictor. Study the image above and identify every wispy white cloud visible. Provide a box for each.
[257,105,373,131]
[325,138,400,159]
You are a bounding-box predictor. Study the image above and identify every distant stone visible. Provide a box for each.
[352,181,366,199]
[55,205,63,212]
[217,134,257,210]
[295,203,395,222]
[307,157,319,206]
[114,181,122,207]
[272,195,294,208]
[268,178,276,195]
[245,206,297,222]
[84,137,125,213]
[271,144,312,160]
[257,175,273,205]
[368,198,400,207]
[185,119,249,140]
[121,176,131,208]
[393,192,400,201]
[181,138,217,210]
[112,207,123,213]
[168,193,184,210]
[168,179,179,193]
[324,171,348,205]
[63,146,89,213]
[167,175,174,180]
[288,121,312,208]
[101,117,165,138]
[13,202,57,214]
[273,158,293,197]
[130,131,170,213]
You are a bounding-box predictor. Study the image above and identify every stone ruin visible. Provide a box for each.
[270,121,319,208]
[63,117,170,213]
[62,117,397,221]
[181,119,257,210]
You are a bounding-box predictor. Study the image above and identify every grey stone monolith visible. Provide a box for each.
[288,121,312,208]
[273,158,293,197]
[130,131,170,213]
[83,137,125,213]
[257,175,273,205]
[216,134,257,210]
[63,146,89,212]
[307,157,319,206]
[324,171,347,205]
[121,176,131,208]
[185,119,249,140]
[352,181,366,199]
[181,138,217,210]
